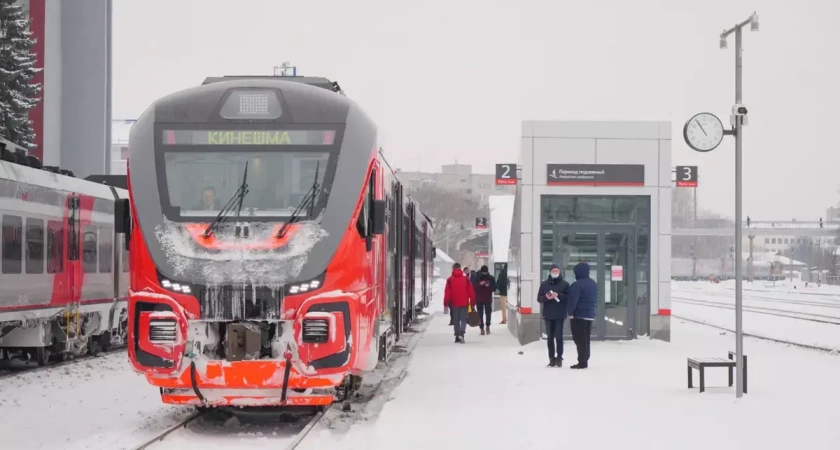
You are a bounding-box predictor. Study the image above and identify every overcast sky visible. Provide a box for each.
[112,0,840,220]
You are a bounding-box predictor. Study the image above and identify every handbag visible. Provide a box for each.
[467,304,481,327]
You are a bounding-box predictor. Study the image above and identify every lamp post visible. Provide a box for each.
[719,11,759,399]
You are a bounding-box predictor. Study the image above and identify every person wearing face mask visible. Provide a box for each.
[473,265,497,335]
[537,264,570,367]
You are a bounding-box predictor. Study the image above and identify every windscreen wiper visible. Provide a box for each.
[276,161,320,239]
[203,162,249,238]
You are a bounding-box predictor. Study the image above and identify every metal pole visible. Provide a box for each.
[733,25,745,399]
[693,187,698,226]
[104,0,114,174]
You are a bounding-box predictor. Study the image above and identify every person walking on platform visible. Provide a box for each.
[497,265,510,325]
[537,264,570,367]
[443,263,476,344]
[473,265,496,335]
[566,262,597,369]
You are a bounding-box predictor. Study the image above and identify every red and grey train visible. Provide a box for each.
[0,137,130,365]
[123,76,435,407]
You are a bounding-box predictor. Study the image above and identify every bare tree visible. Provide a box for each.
[671,188,733,259]
[408,185,489,249]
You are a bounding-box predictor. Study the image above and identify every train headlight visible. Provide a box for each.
[158,276,192,295]
[285,272,326,296]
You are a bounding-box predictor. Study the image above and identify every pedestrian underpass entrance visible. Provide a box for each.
[540,195,651,340]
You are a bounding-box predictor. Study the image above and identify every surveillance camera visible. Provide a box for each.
[732,104,748,116]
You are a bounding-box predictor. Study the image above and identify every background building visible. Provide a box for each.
[110,119,134,174]
[19,0,112,178]
[396,163,515,201]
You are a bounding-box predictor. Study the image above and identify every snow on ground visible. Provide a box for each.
[300,309,840,450]
[672,280,840,349]
[0,351,194,450]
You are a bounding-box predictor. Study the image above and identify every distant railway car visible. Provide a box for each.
[0,138,129,365]
[123,76,434,408]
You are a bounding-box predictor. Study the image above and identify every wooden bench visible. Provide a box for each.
[687,357,735,393]
[686,352,748,393]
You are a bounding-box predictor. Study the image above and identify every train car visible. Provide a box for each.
[122,75,434,408]
[0,137,129,365]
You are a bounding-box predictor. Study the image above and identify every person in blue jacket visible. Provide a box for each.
[566,262,597,369]
[537,264,569,367]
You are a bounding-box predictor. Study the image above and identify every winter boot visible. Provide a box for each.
[570,364,587,369]
[486,327,491,335]
[480,328,486,336]
[556,358,563,368]
[548,358,557,368]
[454,336,460,344]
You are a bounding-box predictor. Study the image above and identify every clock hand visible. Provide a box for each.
[695,120,708,136]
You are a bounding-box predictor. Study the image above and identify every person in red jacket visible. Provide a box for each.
[443,263,476,344]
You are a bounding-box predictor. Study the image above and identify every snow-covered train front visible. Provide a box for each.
[124,76,434,408]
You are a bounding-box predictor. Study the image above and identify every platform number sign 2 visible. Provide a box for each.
[475,217,488,229]
[495,163,517,185]
[675,166,698,187]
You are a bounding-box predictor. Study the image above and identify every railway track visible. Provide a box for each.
[0,346,126,381]
[671,297,840,326]
[676,290,840,309]
[133,406,329,450]
[672,314,838,353]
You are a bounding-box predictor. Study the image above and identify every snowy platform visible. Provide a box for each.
[301,310,840,450]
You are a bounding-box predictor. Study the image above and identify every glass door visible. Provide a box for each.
[602,230,634,339]
[545,226,636,340]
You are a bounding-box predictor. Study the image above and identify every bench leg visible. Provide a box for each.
[728,365,733,387]
[688,366,693,389]
[699,367,705,393]
[743,356,748,394]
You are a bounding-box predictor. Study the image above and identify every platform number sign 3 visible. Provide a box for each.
[675,166,698,187]
[495,163,517,185]
[475,217,488,229]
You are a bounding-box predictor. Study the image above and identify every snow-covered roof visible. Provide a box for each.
[772,255,807,266]
[489,195,514,263]
[436,248,454,263]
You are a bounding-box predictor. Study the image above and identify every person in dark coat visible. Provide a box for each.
[473,265,496,335]
[496,265,509,325]
[537,264,570,367]
[566,262,597,369]
[443,263,476,344]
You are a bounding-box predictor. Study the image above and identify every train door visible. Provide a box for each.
[67,195,81,305]
[406,203,416,325]
[394,182,404,341]
[423,221,430,308]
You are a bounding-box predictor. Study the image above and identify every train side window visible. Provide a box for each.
[2,215,23,274]
[99,227,113,273]
[83,225,98,273]
[47,220,64,273]
[121,236,130,272]
[356,173,372,238]
[25,218,45,274]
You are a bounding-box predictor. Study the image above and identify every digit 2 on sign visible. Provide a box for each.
[500,165,511,178]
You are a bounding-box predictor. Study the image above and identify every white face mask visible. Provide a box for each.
[550,272,560,279]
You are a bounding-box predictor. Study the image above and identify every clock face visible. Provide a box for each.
[683,113,725,152]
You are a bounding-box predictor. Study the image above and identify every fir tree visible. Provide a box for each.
[0,0,42,150]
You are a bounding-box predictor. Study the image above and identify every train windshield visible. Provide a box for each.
[157,128,339,221]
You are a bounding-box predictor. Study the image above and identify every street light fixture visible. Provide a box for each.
[719,11,759,399]
[686,12,759,399]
